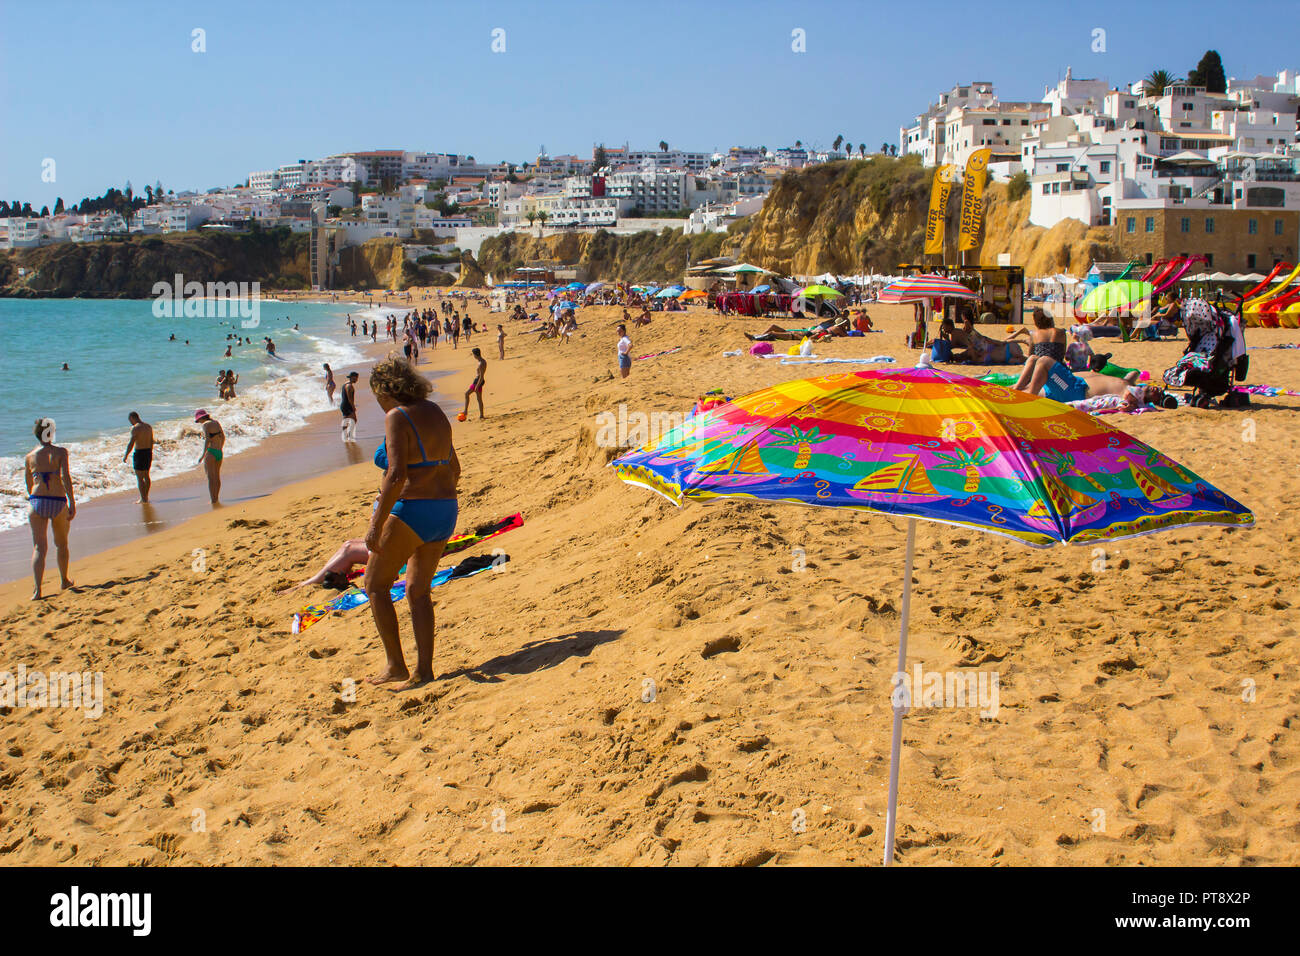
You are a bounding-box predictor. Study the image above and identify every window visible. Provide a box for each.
[1249,218,1258,234]
[1145,253,1153,265]
[1002,119,1011,126]
[1042,184,1051,194]
[1247,254,1257,270]
[1206,254,1213,266]
[1100,161,1111,174]
[1277,219,1285,235]
[982,118,996,126]
[1145,217,1155,233]
[1180,217,1190,233]
[1205,217,1214,233]
[1126,217,1136,233]
[1056,163,1069,172]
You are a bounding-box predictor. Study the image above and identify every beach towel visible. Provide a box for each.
[777,355,896,366]
[292,555,509,633]
[1232,384,1300,398]
[749,342,774,355]
[291,513,523,631]
[1067,395,1165,416]
[636,347,682,361]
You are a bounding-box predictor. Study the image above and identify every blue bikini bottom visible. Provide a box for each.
[388,498,458,544]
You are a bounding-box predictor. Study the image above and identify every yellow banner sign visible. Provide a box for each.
[958,148,992,252]
[924,164,958,256]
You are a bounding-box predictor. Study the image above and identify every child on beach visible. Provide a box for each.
[462,348,487,420]
[617,325,632,378]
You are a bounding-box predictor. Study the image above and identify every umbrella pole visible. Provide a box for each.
[883,517,916,866]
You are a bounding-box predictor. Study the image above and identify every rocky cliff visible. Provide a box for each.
[474,159,1121,282]
[0,228,311,297]
[737,157,1122,276]
[473,226,744,283]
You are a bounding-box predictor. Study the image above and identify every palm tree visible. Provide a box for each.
[536,210,549,234]
[859,144,866,158]
[795,140,802,149]
[526,211,537,229]
[1142,70,1179,97]
[658,140,668,152]
[889,144,898,157]
[833,134,844,153]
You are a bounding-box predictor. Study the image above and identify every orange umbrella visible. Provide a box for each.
[680,290,707,299]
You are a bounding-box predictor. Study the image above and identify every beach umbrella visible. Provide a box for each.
[586,281,606,291]
[720,263,773,275]
[799,284,845,299]
[680,290,707,300]
[612,366,1253,865]
[877,275,979,303]
[1076,279,1153,314]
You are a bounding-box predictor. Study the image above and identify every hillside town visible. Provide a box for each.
[4,59,1298,282]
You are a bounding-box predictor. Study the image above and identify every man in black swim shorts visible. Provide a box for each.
[123,412,155,503]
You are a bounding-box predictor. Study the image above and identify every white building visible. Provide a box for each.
[605,170,690,213]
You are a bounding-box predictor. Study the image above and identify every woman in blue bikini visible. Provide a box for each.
[363,357,460,688]
[24,418,76,600]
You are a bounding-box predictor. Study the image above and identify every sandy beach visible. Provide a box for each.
[2,298,1298,866]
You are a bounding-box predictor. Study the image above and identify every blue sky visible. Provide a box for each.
[2,0,1296,207]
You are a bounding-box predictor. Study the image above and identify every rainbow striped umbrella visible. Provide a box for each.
[877,274,979,303]
[612,366,1252,864]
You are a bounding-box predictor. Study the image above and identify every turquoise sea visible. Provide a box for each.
[0,297,396,529]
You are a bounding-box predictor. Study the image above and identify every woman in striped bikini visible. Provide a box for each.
[24,418,76,600]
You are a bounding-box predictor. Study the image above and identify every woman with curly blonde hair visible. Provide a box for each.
[363,356,459,688]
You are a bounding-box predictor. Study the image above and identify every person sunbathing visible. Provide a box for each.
[960,317,1025,364]
[1016,354,1171,408]
[278,538,370,594]
[745,317,840,341]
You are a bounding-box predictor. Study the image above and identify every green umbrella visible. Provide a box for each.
[1077,279,1153,314]
[799,284,845,298]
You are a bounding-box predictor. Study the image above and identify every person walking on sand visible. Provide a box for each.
[340,371,360,442]
[364,357,460,689]
[26,418,76,600]
[194,410,225,504]
[323,363,337,405]
[496,323,506,361]
[617,324,632,379]
[122,412,155,503]
[461,347,487,420]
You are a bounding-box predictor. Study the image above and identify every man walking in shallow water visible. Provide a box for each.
[122,412,155,503]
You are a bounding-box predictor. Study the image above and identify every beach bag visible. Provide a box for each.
[799,337,813,357]
[749,342,774,356]
[930,339,952,362]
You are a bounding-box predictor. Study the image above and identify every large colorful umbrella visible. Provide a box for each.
[612,366,1253,864]
[877,275,979,303]
[680,290,707,300]
[799,284,844,298]
[1076,279,1153,314]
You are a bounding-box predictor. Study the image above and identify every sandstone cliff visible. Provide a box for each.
[474,159,1121,282]
[0,228,310,297]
